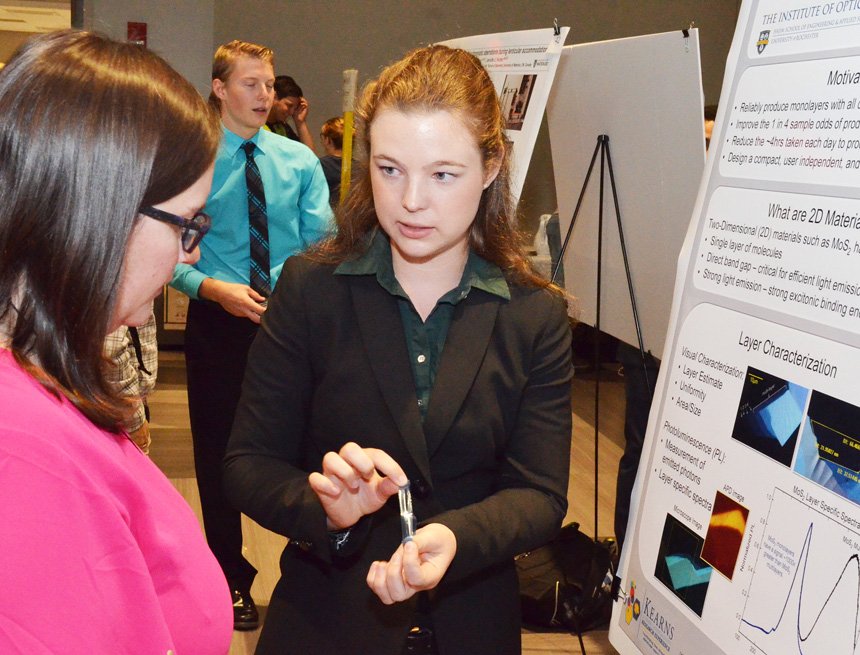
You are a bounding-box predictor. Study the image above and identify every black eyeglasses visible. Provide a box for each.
[139,206,211,253]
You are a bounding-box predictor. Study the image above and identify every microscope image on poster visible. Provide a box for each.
[794,390,860,506]
[731,367,809,468]
[654,514,713,616]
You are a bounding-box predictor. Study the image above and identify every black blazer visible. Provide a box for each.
[224,255,573,655]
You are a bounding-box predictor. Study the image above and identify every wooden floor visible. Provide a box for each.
[149,350,625,655]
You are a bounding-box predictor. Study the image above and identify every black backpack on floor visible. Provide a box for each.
[515,522,615,633]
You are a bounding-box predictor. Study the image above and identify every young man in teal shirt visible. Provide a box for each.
[171,40,332,630]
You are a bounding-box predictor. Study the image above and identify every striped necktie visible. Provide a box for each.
[241,141,271,298]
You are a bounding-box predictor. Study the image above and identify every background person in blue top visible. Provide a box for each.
[170,39,332,631]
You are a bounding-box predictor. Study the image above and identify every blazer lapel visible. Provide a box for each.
[349,275,433,486]
[423,292,500,455]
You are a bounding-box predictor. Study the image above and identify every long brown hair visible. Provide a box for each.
[310,45,548,289]
[0,30,220,431]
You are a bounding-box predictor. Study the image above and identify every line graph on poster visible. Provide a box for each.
[738,487,860,655]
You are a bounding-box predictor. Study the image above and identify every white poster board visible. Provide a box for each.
[441,26,569,206]
[612,2,860,654]
[546,30,706,358]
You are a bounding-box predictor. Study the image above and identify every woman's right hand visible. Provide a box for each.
[308,442,408,531]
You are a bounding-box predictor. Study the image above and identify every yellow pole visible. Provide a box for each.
[340,69,358,203]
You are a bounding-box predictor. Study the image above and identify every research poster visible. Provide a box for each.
[440,26,569,205]
[610,2,860,655]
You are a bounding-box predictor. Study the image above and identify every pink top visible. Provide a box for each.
[0,350,232,654]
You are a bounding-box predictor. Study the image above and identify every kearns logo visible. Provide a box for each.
[756,30,770,54]
[639,595,676,653]
[625,581,641,625]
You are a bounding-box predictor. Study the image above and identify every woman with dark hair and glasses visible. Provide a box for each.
[0,31,231,654]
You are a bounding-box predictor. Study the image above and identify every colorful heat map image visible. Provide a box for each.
[794,390,860,506]
[731,367,809,468]
[654,514,712,616]
[700,491,749,580]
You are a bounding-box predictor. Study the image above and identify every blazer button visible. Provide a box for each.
[412,479,431,499]
[289,539,313,552]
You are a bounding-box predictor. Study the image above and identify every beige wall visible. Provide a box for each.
[82,0,214,96]
[213,0,741,231]
[78,0,742,233]
[216,1,739,138]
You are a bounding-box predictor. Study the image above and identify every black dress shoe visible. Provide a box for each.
[232,589,259,631]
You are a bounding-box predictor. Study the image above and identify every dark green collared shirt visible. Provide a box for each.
[336,231,509,421]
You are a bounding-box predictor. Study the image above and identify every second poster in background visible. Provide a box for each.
[441,26,569,206]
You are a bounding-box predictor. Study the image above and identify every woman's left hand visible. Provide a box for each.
[366,522,457,604]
